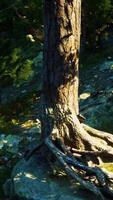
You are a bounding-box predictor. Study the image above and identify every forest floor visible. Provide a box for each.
[0,51,113,199]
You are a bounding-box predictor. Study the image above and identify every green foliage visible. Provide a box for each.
[0,0,42,87]
[17,59,33,83]
[89,0,112,33]
[86,0,112,25]
[82,0,113,49]
[0,47,34,86]
[0,0,42,29]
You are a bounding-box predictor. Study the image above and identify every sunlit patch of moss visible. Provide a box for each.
[99,163,113,172]
[21,119,39,129]
[10,48,22,64]
[11,57,34,85]
[11,119,19,126]
[17,59,33,83]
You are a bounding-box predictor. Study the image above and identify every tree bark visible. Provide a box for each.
[42,0,81,146]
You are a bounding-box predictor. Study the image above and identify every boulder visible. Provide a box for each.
[5,155,96,200]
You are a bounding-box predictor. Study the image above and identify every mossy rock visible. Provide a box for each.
[8,155,98,200]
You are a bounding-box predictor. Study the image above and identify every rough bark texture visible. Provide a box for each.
[42,0,81,146]
[41,0,113,153]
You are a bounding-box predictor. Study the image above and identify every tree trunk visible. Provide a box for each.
[42,0,82,148]
[41,0,113,153]
[26,1,113,199]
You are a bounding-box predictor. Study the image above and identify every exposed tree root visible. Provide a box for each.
[71,148,108,156]
[83,123,113,146]
[25,118,113,200]
[59,113,113,160]
[45,136,113,200]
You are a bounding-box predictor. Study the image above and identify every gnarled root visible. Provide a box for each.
[25,114,113,200]
[62,114,113,163]
[82,123,113,146]
[45,136,113,200]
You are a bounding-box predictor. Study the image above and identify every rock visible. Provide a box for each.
[3,179,13,198]
[0,134,23,154]
[99,61,113,71]
[81,93,113,132]
[80,60,113,133]
[7,155,96,200]
[109,76,113,80]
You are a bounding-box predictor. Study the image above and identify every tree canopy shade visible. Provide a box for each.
[81,0,113,49]
[26,1,113,199]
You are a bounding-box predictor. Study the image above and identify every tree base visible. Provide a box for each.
[25,117,113,200]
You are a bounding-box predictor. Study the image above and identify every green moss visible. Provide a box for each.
[99,163,113,172]
[17,59,33,83]
[10,48,21,64]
